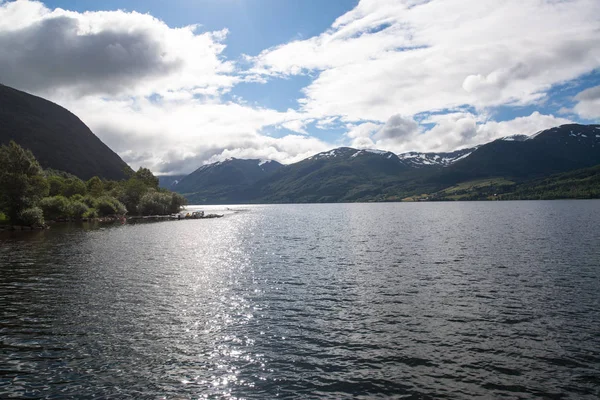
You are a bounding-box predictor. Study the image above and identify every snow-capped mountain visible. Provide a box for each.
[173,157,283,202]
[398,147,477,168]
[308,147,399,161]
[171,123,600,204]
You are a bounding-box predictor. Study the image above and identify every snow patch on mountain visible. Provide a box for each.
[351,149,393,158]
[500,134,530,142]
[310,147,393,160]
[398,147,476,167]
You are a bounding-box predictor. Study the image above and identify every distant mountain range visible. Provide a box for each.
[0,84,132,180]
[174,158,283,204]
[166,124,600,203]
[1,83,598,201]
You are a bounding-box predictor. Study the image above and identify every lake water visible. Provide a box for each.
[1,201,600,399]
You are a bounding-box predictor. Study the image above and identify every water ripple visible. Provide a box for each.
[1,201,600,398]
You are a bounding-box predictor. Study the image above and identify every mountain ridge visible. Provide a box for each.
[0,84,132,180]
[171,123,600,204]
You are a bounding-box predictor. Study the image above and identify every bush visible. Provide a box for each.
[62,178,87,198]
[86,176,104,197]
[169,192,188,214]
[94,196,127,217]
[82,195,96,208]
[39,196,71,220]
[47,176,66,196]
[138,191,172,215]
[0,141,49,222]
[70,201,89,219]
[117,179,148,215]
[19,207,45,226]
[83,208,99,219]
[70,194,84,203]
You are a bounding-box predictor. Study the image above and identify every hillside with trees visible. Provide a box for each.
[0,141,186,227]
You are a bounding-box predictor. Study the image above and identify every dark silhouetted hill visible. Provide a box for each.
[0,84,132,180]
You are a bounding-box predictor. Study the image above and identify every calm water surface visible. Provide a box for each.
[1,201,600,399]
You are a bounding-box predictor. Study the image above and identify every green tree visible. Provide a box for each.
[94,196,127,217]
[138,190,172,215]
[70,201,89,219]
[62,177,87,198]
[0,141,49,224]
[47,175,66,196]
[117,178,148,215]
[134,167,159,189]
[39,196,72,220]
[86,176,104,197]
[19,207,45,226]
[169,192,187,214]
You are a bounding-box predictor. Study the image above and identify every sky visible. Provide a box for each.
[0,0,599,175]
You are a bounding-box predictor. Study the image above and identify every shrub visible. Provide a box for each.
[70,201,89,219]
[39,196,72,220]
[18,207,45,226]
[83,208,99,219]
[169,192,188,214]
[82,195,96,208]
[70,194,84,203]
[117,179,148,215]
[47,176,66,197]
[0,141,49,222]
[86,176,104,197]
[138,191,172,215]
[62,178,87,198]
[94,196,127,217]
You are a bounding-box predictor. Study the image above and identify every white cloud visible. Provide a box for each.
[280,119,313,135]
[573,85,600,120]
[253,0,600,121]
[347,112,573,153]
[0,0,236,97]
[54,94,331,174]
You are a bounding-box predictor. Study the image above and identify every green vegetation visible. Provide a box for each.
[499,165,600,200]
[0,141,187,226]
[421,167,600,201]
[0,141,49,225]
[427,178,516,201]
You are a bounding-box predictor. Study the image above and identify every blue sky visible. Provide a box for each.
[43,0,358,57]
[0,0,599,174]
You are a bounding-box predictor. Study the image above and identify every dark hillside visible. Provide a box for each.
[0,84,132,180]
[437,124,600,184]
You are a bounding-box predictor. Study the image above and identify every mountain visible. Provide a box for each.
[245,147,430,203]
[158,174,186,190]
[438,124,600,184]
[174,158,283,204]
[398,147,477,168]
[0,84,132,180]
[174,124,600,204]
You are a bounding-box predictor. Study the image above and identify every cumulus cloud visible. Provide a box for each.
[0,0,235,97]
[573,85,600,120]
[252,0,600,121]
[345,112,573,153]
[55,94,330,174]
[373,115,419,142]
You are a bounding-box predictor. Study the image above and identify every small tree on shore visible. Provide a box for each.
[0,141,49,224]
